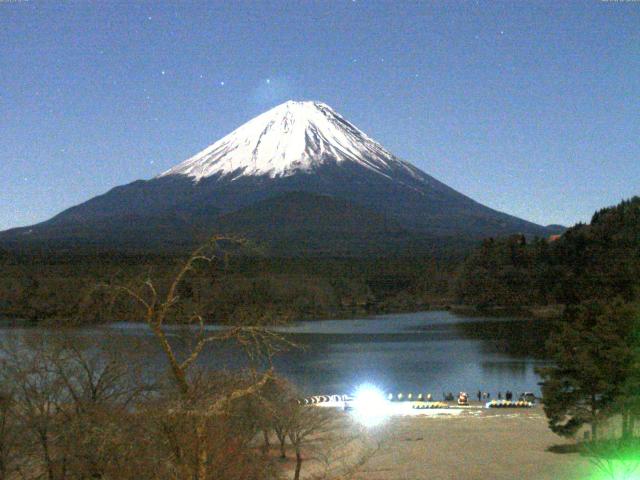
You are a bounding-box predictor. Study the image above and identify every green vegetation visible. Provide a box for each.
[453,196,640,459]
[456,196,640,309]
[538,301,639,440]
[0,250,460,324]
[0,243,371,480]
[3,197,638,325]
[517,197,640,469]
[1,195,639,478]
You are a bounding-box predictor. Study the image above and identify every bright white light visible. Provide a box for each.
[351,384,390,427]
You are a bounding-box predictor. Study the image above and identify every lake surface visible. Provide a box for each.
[0,311,551,398]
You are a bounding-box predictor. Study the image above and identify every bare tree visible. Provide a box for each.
[1,334,69,480]
[0,237,380,480]
[287,404,334,480]
[0,388,20,480]
[256,376,298,459]
[0,330,153,480]
[104,236,290,480]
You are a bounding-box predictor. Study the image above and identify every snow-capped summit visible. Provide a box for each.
[161,100,410,181]
[0,100,562,252]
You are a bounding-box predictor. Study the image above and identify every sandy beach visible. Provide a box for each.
[285,403,594,480]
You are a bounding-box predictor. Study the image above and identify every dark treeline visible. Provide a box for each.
[2,197,638,324]
[538,300,640,444]
[0,250,459,324]
[456,196,640,309]
[457,197,640,451]
[454,197,640,452]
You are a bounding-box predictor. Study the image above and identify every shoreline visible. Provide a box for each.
[0,303,563,327]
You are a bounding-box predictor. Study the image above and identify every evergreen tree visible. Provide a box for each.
[613,303,640,440]
[456,196,640,309]
[537,301,637,440]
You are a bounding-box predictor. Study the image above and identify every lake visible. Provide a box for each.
[0,311,552,398]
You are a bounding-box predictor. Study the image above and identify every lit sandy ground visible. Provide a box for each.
[291,404,593,480]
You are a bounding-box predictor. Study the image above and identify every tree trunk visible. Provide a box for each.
[40,431,55,480]
[195,419,208,480]
[280,437,286,459]
[263,430,270,451]
[293,449,302,480]
[591,394,598,442]
[622,410,630,440]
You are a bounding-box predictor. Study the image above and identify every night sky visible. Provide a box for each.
[2,1,639,231]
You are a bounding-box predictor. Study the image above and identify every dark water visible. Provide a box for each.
[268,311,551,397]
[0,311,552,398]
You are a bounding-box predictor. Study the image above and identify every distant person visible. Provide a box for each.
[427,393,432,401]
[487,392,491,400]
[498,392,502,400]
[506,391,512,401]
[477,390,482,402]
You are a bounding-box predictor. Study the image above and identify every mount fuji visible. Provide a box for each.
[1,101,561,255]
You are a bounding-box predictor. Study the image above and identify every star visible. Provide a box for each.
[220,81,225,86]
[266,78,271,84]
[161,70,166,76]
[147,16,152,21]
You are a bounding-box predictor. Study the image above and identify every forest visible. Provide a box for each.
[456,196,640,309]
[1,197,638,325]
[0,250,458,325]
[0,198,639,479]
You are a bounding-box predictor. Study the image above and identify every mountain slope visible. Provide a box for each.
[1,100,559,254]
[210,191,438,256]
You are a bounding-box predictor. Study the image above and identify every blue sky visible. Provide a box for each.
[1,0,639,231]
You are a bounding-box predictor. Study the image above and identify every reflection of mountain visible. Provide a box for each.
[280,331,463,344]
[480,360,529,379]
[452,319,551,359]
[60,313,548,395]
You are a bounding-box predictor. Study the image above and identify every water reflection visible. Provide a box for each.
[0,311,550,397]
[451,318,553,359]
